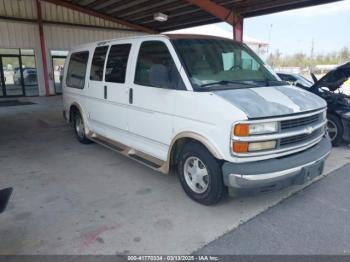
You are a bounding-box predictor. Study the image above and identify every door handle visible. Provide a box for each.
[104,85,107,99]
[129,88,133,104]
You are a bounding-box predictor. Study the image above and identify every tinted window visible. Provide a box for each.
[105,44,131,83]
[66,51,89,89]
[134,41,185,90]
[90,46,108,81]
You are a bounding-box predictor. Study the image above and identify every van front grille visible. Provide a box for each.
[281,113,321,130]
[280,128,322,146]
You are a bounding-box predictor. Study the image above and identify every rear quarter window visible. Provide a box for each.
[105,44,131,83]
[90,46,108,81]
[66,51,89,89]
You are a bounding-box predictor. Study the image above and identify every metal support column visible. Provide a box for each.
[36,0,50,96]
[234,16,244,42]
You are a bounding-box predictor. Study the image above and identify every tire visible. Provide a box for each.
[177,142,227,205]
[73,111,92,144]
[327,114,343,146]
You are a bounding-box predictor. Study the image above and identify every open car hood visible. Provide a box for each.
[312,62,350,91]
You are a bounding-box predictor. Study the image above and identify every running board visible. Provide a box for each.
[88,133,167,173]
[93,136,124,152]
[129,154,162,169]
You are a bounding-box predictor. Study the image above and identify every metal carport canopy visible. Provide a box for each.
[43,0,342,34]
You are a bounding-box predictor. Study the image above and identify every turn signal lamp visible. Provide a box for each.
[232,142,249,153]
[234,124,249,136]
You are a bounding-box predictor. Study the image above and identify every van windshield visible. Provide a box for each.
[172,38,281,91]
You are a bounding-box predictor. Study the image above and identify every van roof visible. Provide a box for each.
[69,34,236,52]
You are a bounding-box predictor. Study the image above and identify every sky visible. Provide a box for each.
[217,0,350,56]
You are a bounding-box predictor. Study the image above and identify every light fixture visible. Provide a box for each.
[153,12,168,22]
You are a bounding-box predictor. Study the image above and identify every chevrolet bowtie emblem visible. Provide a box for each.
[306,127,314,134]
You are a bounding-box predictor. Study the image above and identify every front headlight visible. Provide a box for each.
[232,140,277,153]
[234,122,278,136]
[249,122,278,135]
[232,122,278,154]
[248,140,277,151]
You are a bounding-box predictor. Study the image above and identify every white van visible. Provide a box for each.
[63,34,331,205]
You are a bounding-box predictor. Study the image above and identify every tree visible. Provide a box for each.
[266,46,350,69]
[339,47,350,63]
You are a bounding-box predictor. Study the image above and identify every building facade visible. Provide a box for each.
[0,0,142,97]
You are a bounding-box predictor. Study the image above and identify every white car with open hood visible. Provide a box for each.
[63,34,331,205]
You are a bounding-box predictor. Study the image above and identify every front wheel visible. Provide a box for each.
[73,111,92,144]
[327,114,343,146]
[177,142,226,205]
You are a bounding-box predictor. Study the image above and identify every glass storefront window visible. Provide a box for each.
[0,48,38,97]
[0,48,20,55]
[51,50,68,94]
[20,49,35,56]
[21,55,38,96]
[51,50,68,57]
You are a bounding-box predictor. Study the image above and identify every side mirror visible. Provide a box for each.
[149,64,170,89]
[0,187,13,214]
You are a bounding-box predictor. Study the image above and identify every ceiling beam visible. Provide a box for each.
[85,0,108,9]
[97,0,134,13]
[159,17,218,32]
[122,1,192,21]
[184,0,242,26]
[110,0,175,19]
[41,0,158,33]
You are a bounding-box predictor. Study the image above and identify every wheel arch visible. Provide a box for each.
[68,102,91,135]
[163,131,224,173]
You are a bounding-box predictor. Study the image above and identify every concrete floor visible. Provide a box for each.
[1,96,350,255]
[197,164,350,255]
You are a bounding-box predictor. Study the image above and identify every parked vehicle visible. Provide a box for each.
[14,68,38,85]
[278,62,350,146]
[63,35,331,205]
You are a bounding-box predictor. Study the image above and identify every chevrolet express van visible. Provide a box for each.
[63,34,331,205]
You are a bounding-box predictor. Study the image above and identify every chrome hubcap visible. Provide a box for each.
[184,156,209,194]
[75,116,85,139]
[327,120,338,141]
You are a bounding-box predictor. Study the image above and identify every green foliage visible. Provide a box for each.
[267,47,350,68]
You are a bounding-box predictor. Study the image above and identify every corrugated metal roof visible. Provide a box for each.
[41,1,130,29]
[61,0,342,32]
[0,0,37,19]
[0,0,343,33]
[0,0,134,31]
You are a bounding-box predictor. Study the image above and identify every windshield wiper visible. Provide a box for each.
[265,79,288,86]
[249,79,287,86]
[200,80,259,88]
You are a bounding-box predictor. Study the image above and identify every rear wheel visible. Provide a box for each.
[327,114,343,146]
[177,142,226,205]
[73,111,92,144]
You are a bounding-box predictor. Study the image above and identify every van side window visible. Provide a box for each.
[90,46,108,81]
[66,51,89,89]
[134,41,185,90]
[105,44,131,83]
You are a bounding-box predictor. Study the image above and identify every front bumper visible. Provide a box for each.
[222,137,332,194]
